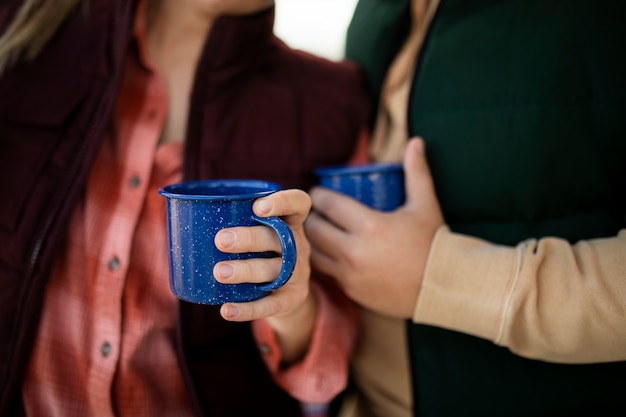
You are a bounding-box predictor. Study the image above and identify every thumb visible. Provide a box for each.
[403,137,438,209]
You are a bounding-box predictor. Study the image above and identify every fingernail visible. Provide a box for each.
[256,199,272,215]
[215,263,234,279]
[413,138,424,154]
[217,231,235,248]
[223,304,239,318]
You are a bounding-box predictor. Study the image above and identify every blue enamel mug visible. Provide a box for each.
[159,180,296,304]
[315,163,405,211]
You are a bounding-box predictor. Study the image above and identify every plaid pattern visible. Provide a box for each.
[21,18,193,413]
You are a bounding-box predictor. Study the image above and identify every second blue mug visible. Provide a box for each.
[315,162,405,211]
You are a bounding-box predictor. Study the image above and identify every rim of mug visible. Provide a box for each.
[158,179,281,201]
[314,162,403,177]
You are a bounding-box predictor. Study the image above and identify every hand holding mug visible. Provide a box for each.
[213,187,317,364]
[214,187,314,325]
[160,180,315,362]
[159,180,313,319]
[306,138,445,318]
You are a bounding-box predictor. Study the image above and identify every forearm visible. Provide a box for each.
[415,226,626,363]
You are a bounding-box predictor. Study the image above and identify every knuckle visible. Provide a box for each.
[246,227,258,248]
[361,215,379,234]
[265,297,283,316]
[343,246,362,270]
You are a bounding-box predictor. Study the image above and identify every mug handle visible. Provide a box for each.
[249,215,297,292]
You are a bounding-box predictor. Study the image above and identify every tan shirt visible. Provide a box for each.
[418,226,626,364]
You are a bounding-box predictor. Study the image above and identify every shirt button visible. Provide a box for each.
[108,256,120,271]
[100,342,112,357]
[258,343,271,356]
[128,175,141,189]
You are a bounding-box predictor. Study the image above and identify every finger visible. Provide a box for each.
[309,186,375,232]
[220,286,302,322]
[403,137,439,209]
[304,211,346,260]
[215,225,280,254]
[254,189,312,225]
[308,243,341,278]
[220,298,277,322]
[213,257,282,284]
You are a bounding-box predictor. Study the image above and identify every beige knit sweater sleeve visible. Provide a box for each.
[414,226,626,364]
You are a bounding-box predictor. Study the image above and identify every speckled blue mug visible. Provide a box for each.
[159,180,296,304]
[315,163,405,211]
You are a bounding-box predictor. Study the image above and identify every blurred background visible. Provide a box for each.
[274,0,359,61]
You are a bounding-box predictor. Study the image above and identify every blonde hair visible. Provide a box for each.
[0,0,84,72]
